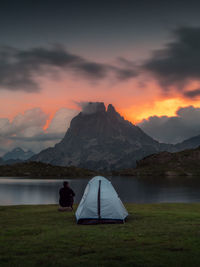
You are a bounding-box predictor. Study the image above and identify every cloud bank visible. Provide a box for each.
[0,45,138,92]
[138,106,200,143]
[0,107,78,156]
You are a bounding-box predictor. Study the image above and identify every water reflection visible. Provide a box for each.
[1,176,200,206]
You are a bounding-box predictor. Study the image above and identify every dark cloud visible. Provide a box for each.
[138,106,200,144]
[184,88,200,98]
[74,62,108,79]
[115,68,138,80]
[115,58,139,80]
[143,27,200,90]
[0,45,138,92]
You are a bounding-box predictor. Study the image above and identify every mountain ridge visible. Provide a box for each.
[3,147,35,161]
[30,102,200,170]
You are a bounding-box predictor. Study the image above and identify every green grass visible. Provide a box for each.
[1,204,200,266]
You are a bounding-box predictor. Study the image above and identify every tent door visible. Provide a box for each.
[98,180,101,219]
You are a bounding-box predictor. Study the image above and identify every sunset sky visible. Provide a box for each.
[1,0,200,155]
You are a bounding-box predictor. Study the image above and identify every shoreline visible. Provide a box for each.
[3,202,200,209]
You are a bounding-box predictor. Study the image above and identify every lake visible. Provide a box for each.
[1,176,200,206]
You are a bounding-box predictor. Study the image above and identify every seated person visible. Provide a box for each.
[59,181,75,211]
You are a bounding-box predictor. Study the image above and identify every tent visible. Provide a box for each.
[75,176,128,224]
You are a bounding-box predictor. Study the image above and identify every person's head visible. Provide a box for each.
[63,181,69,188]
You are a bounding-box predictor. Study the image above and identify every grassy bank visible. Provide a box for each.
[1,204,200,266]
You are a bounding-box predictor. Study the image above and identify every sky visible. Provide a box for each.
[1,0,200,155]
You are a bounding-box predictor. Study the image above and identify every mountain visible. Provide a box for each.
[31,102,173,170]
[3,147,35,161]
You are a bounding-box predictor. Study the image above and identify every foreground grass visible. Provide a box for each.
[1,204,200,267]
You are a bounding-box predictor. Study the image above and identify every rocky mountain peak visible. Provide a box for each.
[107,104,116,113]
[68,103,127,138]
[107,103,125,123]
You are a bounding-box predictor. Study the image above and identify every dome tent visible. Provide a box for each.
[75,176,128,224]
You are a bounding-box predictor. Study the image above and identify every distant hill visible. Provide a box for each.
[3,147,34,161]
[175,135,200,151]
[0,158,23,166]
[0,161,97,178]
[31,102,173,171]
[0,157,4,165]
[114,146,200,177]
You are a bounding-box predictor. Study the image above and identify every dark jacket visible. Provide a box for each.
[59,187,75,207]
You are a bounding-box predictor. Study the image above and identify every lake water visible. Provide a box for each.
[1,176,200,206]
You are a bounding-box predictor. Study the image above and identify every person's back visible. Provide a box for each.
[59,181,75,210]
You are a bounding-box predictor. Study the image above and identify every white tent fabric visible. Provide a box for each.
[75,176,128,224]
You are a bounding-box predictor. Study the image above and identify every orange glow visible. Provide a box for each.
[129,99,189,122]
[119,97,200,124]
[2,75,200,127]
[43,112,54,130]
